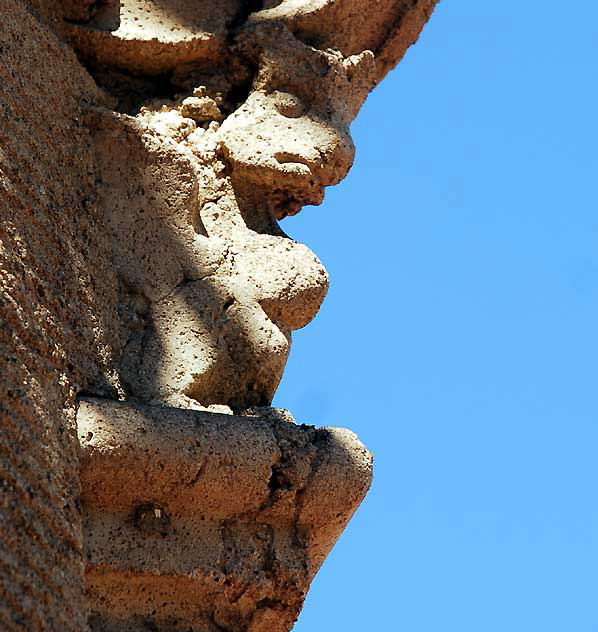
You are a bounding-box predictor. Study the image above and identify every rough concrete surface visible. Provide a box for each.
[0,0,438,629]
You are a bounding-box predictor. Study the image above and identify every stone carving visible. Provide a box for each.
[71,16,376,412]
[78,398,372,632]
[88,103,329,411]
[63,1,436,629]
[0,0,437,630]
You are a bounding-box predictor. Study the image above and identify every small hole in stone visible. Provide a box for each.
[133,502,171,536]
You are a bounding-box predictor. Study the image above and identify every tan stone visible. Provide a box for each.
[0,2,124,629]
[78,398,372,632]
[1,0,438,629]
[64,0,241,75]
[248,0,439,82]
[87,105,329,410]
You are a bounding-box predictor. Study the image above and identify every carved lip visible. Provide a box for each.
[274,152,314,176]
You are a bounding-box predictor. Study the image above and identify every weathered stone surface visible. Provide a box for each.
[76,12,379,413]
[63,0,240,76]
[0,1,124,629]
[87,105,329,410]
[1,0,438,629]
[221,22,375,214]
[78,398,372,632]
[248,0,439,82]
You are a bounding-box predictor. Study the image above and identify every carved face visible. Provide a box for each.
[219,90,355,214]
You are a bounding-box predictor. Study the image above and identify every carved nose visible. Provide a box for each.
[314,126,355,188]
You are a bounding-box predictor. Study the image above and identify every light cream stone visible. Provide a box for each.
[64,0,241,75]
[78,398,373,632]
[248,0,439,82]
[88,102,329,410]
[0,0,438,629]
[58,4,436,628]
[80,14,380,411]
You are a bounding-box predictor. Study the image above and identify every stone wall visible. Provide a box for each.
[0,1,127,628]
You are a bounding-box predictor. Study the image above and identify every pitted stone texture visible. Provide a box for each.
[64,0,242,75]
[0,1,124,629]
[92,25,372,412]
[1,0,438,629]
[77,398,373,632]
[88,107,328,410]
[221,23,375,215]
[248,0,439,82]
[236,22,376,125]
[63,0,438,84]
[80,20,378,411]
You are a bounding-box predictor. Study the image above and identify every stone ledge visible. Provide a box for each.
[77,398,372,631]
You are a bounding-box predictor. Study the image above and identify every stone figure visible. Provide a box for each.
[72,14,375,412]
[62,13,383,628]
[0,1,435,629]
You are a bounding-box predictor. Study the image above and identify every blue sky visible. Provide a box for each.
[273,2,598,630]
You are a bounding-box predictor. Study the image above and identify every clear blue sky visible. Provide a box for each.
[273,2,598,630]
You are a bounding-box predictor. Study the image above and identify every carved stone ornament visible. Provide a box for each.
[0,0,437,629]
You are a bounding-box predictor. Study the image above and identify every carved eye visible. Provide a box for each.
[271,92,306,118]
